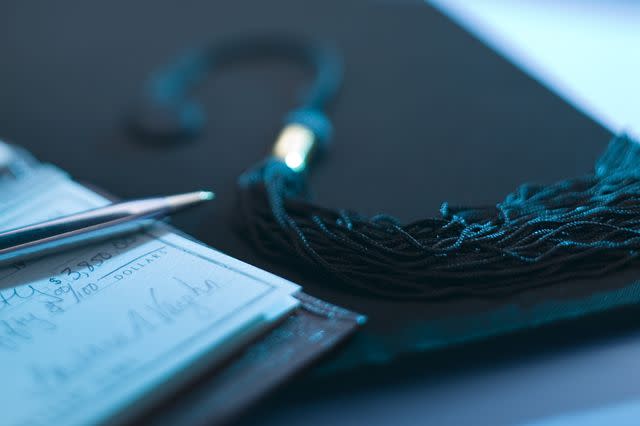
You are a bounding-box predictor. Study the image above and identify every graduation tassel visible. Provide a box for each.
[238,129,640,299]
[130,36,640,300]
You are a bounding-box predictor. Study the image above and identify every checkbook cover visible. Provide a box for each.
[135,292,364,426]
[82,183,365,425]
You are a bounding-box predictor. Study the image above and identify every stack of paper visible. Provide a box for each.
[0,140,301,425]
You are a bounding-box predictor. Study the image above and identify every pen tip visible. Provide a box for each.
[199,191,215,201]
[164,191,215,211]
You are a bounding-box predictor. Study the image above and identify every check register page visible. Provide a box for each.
[0,155,300,425]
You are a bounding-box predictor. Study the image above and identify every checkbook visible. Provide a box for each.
[0,141,364,426]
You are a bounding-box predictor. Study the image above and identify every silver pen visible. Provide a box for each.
[0,190,215,267]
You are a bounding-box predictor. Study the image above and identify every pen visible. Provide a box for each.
[0,190,215,267]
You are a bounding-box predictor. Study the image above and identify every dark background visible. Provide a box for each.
[2,1,630,424]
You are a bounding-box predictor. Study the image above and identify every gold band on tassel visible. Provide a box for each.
[272,124,317,172]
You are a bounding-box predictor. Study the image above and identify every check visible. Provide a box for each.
[0,167,299,426]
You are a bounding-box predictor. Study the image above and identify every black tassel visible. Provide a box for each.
[238,135,640,299]
[129,37,640,300]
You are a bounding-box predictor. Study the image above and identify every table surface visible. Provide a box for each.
[1,1,634,424]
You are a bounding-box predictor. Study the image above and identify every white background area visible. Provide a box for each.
[429,0,640,139]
